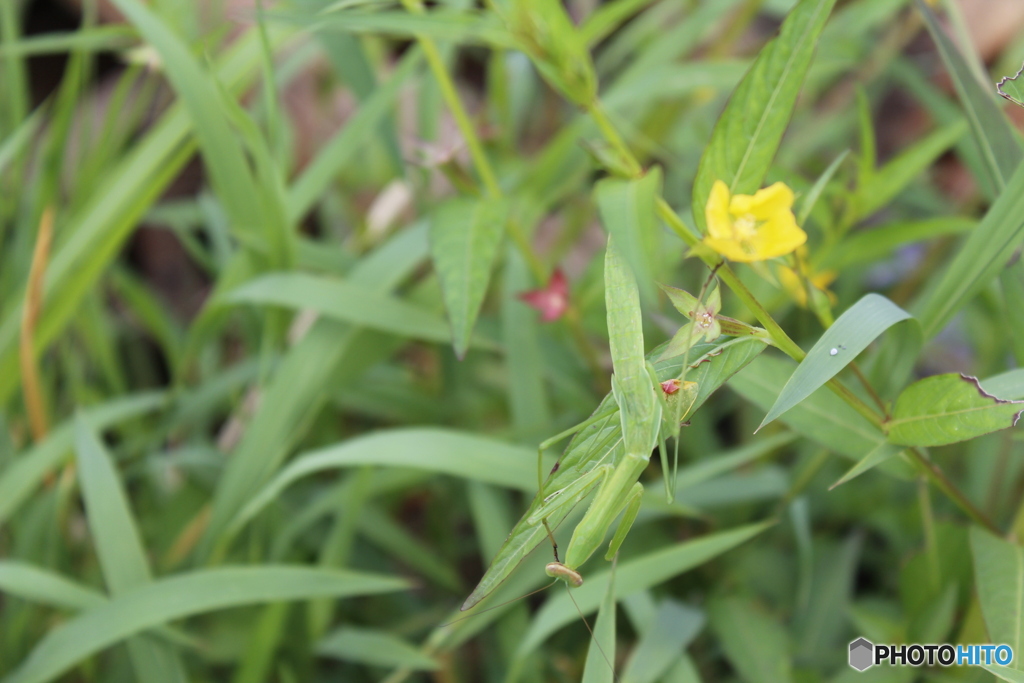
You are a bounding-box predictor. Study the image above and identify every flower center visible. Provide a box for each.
[733,214,759,238]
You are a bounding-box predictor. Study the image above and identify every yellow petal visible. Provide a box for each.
[705,180,733,239]
[778,266,808,306]
[704,236,759,262]
[730,182,794,221]
[748,210,807,260]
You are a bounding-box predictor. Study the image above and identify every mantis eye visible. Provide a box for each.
[545,562,584,587]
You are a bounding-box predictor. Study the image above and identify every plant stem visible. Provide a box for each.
[908,448,1000,535]
[400,6,604,380]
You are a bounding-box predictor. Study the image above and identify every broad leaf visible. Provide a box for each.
[692,0,837,232]
[971,527,1024,671]
[759,294,913,430]
[887,374,1024,447]
[430,197,510,358]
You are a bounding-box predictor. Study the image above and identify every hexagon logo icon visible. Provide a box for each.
[849,638,874,671]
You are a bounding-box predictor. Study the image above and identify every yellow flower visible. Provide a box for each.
[703,180,806,262]
[779,264,837,307]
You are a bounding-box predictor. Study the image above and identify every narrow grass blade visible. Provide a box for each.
[830,442,904,489]
[109,0,266,245]
[886,373,1024,447]
[286,48,422,223]
[758,294,913,430]
[199,224,429,555]
[230,428,541,534]
[429,197,510,358]
[75,418,152,590]
[0,392,165,525]
[916,0,1022,191]
[316,627,439,670]
[915,159,1024,338]
[595,169,662,304]
[1001,260,1024,365]
[710,598,792,683]
[0,562,105,610]
[0,27,288,406]
[818,217,974,270]
[970,527,1024,672]
[515,521,771,658]
[4,567,409,683]
[75,418,189,683]
[621,600,704,683]
[227,272,483,348]
[851,120,966,222]
[581,561,617,683]
[692,0,837,232]
[501,248,551,443]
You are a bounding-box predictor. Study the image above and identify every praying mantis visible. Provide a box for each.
[461,239,768,611]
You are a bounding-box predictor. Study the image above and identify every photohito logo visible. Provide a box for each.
[849,638,1013,671]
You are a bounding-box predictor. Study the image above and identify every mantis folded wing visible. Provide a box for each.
[462,240,767,611]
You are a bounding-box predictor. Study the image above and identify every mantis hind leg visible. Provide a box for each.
[605,482,644,561]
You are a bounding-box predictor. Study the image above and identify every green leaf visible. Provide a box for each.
[983,665,1024,683]
[999,62,1024,108]
[315,627,439,670]
[830,442,904,489]
[971,527,1024,671]
[1001,259,1024,366]
[621,600,704,683]
[305,9,513,47]
[915,157,1024,338]
[515,522,771,659]
[226,272,487,349]
[199,225,429,556]
[758,294,913,430]
[710,598,792,683]
[819,217,974,271]
[917,0,1022,192]
[851,120,965,222]
[886,373,1024,447]
[692,0,837,232]
[286,48,422,223]
[581,560,617,683]
[502,248,552,443]
[0,393,165,525]
[595,168,663,304]
[230,429,542,536]
[0,562,105,611]
[75,418,189,683]
[109,0,268,248]
[429,197,510,358]
[75,418,153,591]
[0,27,285,406]
[730,355,914,481]
[4,567,410,683]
